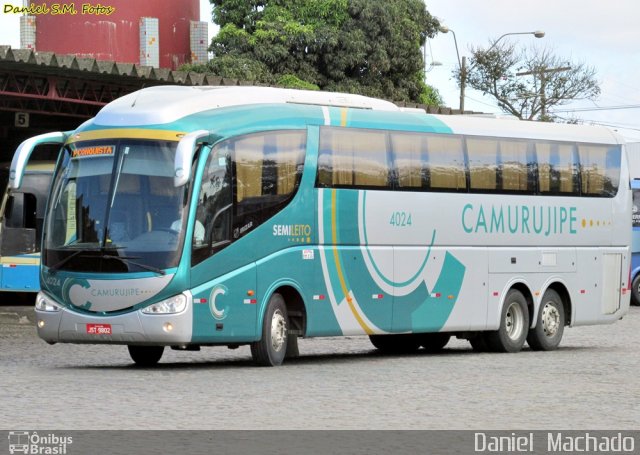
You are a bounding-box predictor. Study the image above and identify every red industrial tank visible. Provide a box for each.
[32,0,200,69]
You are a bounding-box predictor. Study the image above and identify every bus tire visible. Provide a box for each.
[631,275,640,306]
[485,289,529,353]
[251,293,288,366]
[419,333,451,353]
[527,289,565,351]
[369,334,421,354]
[128,345,164,366]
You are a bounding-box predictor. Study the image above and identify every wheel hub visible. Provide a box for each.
[541,303,560,337]
[270,309,287,352]
[505,302,524,341]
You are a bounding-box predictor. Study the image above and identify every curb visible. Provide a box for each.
[0,306,36,325]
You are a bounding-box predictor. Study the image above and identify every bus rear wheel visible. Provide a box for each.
[369,334,421,354]
[128,345,164,366]
[485,289,529,353]
[251,293,289,366]
[527,289,565,351]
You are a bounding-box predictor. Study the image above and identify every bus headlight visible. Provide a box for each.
[35,292,62,312]
[141,294,187,315]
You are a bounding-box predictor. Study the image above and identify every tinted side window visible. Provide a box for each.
[392,132,466,191]
[536,142,579,195]
[579,144,621,197]
[192,130,306,266]
[467,138,498,191]
[192,145,233,266]
[318,127,390,189]
[499,139,534,193]
[233,130,306,237]
[391,132,426,190]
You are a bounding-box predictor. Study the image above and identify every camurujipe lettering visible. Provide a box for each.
[91,288,142,297]
[462,203,577,236]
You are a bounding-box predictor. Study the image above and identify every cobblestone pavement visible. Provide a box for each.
[0,305,638,430]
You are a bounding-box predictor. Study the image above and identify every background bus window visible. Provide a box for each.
[536,142,579,195]
[499,139,534,193]
[579,144,621,197]
[633,188,640,228]
[1,192,37,255]
[318,127,390,189]
[467,137,498,191]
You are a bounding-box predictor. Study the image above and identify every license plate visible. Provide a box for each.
[86,323,112,335]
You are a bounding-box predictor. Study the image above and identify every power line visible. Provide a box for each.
[551,104,640,113]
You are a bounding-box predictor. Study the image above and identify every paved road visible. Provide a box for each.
[0,305,638,430]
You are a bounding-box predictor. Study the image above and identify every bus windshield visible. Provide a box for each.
[43,140,193,273]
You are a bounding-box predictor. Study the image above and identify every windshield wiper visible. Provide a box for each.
[102,254,166,276]
[48,249,92,273]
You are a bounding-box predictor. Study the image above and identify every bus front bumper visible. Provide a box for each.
[35,298,193,346]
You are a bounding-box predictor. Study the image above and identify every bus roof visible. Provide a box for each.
[93,86,400,127]
[89,85,624,147]
[433,113,625,145]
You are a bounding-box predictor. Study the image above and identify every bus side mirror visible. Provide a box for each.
[10,132,68,190]
[174,130,210,187]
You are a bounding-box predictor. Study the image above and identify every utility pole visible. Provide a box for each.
[459,56,466,112]
[516,66,571,119]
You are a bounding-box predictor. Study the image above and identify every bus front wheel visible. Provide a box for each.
[485,289,529,353]
[128,345,164,366]
[251,293,289,366]
[527,289,565,351]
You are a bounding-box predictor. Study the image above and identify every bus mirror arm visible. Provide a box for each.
[9,131,69,190]
[174,130,211,187]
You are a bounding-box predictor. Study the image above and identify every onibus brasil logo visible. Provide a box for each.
[8,431,72,455]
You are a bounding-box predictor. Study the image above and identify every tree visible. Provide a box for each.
[201,0,443,105]
[460,41,600,121]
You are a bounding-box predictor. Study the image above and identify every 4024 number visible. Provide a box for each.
[389,211,413,227]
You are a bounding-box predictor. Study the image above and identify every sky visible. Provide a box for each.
[424,0,640,141]
[1,0,639,141]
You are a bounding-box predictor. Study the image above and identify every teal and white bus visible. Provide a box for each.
[11,86,631,366]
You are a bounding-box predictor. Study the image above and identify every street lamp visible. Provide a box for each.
[439,26,545,112]
[423,39,444,78]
